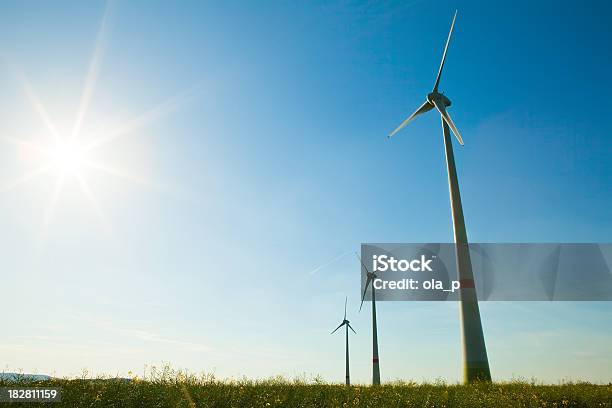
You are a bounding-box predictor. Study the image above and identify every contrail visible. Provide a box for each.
[308,250,352,276]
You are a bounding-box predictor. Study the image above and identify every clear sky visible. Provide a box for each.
[0,0,610,383]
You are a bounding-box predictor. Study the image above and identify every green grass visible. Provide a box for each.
[2,373,611,407]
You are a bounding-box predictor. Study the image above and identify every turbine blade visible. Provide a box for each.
[359,276,372,313]
[331,321,345,334]
[348,323,357,334]
[344,296,347,321]
[388,101,433,138]
[355,252,372,274]
[432,98,464,145]
[441,113,465,149]
[433,10,457,92]
[356,253,375,312]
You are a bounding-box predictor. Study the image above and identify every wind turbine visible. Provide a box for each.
[357,253,381,385]
[387,11,492,383]
[331,296,356,386]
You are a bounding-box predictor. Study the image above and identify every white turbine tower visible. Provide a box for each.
[331,297,356,386]
[387,10,492,383]
[357,254,381,385]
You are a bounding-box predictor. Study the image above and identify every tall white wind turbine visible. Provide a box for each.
[331,297,356,386]
[357,254,381,385]
[387,10,492,383]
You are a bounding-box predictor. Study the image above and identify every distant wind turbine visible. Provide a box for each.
[331,297,356,386]
[357,253,381,385]
[387,10,492,383]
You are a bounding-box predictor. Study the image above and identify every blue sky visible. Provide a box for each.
[0,0,610,383]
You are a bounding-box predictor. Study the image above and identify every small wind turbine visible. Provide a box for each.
[357,254,381,385]
[387,10,492,383]
[331,296,356,386]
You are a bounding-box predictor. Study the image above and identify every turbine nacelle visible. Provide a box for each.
[427,92,451,107]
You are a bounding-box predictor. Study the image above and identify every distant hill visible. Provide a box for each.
[0,372,51,381]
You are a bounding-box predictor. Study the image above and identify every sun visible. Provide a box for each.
[0,5,196,236]
[47,140,89,177]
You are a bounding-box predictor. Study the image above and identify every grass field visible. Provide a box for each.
[2,373,611,407]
